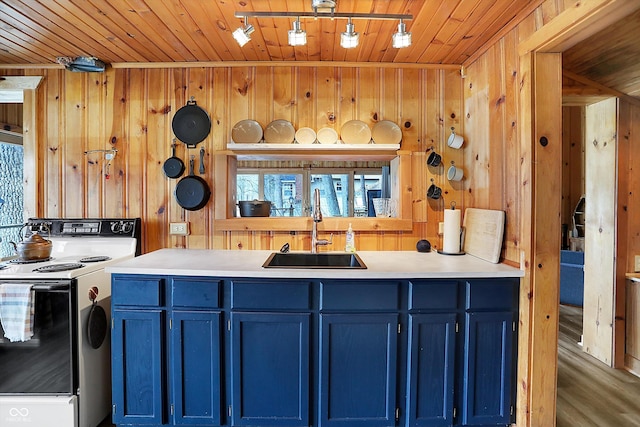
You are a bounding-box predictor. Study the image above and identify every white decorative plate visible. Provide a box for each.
[231,119,263,143]
[295,127,317,144]
[264,119,296,143]
[316,127,339,144]
[372,120,402,145]
[341,120,372,144]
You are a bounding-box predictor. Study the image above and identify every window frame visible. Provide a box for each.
[237,166,383,218]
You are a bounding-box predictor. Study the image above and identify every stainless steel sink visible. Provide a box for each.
[262,252,367,269]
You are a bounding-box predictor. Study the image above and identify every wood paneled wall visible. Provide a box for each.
[0,66,463,254]
[562,106,585,239]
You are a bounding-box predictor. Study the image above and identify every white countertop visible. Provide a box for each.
[106,249,524,279]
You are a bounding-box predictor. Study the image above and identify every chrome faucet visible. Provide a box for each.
[311,188,332,253]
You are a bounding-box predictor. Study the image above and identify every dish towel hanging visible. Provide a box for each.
[0,283,35,342]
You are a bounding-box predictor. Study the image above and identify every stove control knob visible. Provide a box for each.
[121,221,133,234]
[110,221,122,234]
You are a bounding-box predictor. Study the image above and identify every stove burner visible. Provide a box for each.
[9,257,52,264]
[0,264,8,270]
[79,256,111,263]
[33,263,85,273]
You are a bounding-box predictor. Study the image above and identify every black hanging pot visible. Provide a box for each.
[175,156,211,211]
[172,97,211,148]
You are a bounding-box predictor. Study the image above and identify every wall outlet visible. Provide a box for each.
[635,255,640,272]
[170,222,189,236]
[438,222,444,235]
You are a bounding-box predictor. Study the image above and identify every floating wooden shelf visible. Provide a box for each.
[226,142,400,160]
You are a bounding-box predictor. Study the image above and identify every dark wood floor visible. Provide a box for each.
[557,304,640,426]
[98,305,640,427]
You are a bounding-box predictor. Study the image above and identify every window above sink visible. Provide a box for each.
[214,151,413,232]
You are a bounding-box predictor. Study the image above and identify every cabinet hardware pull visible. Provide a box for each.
[395,408,399,421]
[228,405,232,417]
[397,323,401,334]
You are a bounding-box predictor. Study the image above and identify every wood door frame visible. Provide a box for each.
[518,1,640,426]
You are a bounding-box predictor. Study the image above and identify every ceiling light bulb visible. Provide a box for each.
[340,18,359,49]
[233,22,255,47]
[392,20,411,48]
[288,17,307,46]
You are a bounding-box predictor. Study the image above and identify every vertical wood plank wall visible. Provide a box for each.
[562,106,585,242]
[0,67,463,254]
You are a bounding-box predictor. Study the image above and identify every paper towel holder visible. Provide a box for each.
[437,200,466,256]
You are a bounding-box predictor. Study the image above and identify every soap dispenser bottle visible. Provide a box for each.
[345,223,356,253]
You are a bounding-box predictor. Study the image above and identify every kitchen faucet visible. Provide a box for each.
[311,188,332,253]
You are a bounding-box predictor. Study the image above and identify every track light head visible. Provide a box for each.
[392,20,411,48]
[233,21,255,47]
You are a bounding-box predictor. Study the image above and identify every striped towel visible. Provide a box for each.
[0,283,35,342]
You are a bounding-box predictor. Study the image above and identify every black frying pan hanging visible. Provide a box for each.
[172,97,211,148]
[175,156,211,211]
[87,287,107,349]
[163,142,185,179]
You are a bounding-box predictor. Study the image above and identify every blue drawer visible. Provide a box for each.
[112,276,163,307]
[172,278,221,308]
[409,280,458,310]
[466,280,517,311]
[231,280,311,310]
[320,281,399,311]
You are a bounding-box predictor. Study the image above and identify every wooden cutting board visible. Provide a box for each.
[462,208,505,263]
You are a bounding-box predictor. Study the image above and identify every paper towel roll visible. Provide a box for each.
[443,208,461,253]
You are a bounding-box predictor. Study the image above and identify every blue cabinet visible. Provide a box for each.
[461,280,518,426]
[171,310,222,425]
[406,313,457,427]
[111,274,518,427]
[229,279,312,427]
[462,312,514,426]
[319,313,398,427]
[230,312,310,426]
[111,275,223,426]
[112,308,165,425]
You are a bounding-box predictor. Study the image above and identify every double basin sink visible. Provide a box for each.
[262,252,366,269]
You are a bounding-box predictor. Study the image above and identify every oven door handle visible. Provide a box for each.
[32,284,70,291]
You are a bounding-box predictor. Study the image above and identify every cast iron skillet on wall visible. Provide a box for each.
[163,142,185,179]
[172,97,211,148]
[175,156,211,211]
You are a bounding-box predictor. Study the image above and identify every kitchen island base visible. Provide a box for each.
[110,273,519,427]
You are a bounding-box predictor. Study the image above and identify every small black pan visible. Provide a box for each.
[163,143,185,179]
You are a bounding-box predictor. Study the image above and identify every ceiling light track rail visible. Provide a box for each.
[234,12,413,21]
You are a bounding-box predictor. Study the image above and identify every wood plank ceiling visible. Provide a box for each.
[0,0,542,66]
[562,7,640,103]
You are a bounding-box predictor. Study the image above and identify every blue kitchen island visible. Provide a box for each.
[107,250,523,427]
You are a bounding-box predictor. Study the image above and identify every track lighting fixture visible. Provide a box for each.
[232,19,255,47]
[340,17,359,49]
[392,19,412,48]
[288,17,307,46]
[233,10,412,49]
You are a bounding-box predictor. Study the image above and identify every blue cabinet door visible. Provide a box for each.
[231,312,310,427]
[462,311,515,426]
[319,313,398,427]
[406,313,457,427]
[111,309,165,425]
[171,310,222,426]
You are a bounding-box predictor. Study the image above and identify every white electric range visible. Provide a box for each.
[0,218,140,427]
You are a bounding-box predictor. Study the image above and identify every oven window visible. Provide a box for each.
[0,287,76,394]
